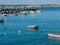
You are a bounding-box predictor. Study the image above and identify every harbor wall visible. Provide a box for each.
[0,4,60,8]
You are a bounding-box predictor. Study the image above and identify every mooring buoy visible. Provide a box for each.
[18,31,21,35]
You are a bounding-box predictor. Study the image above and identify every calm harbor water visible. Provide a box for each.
[0,8,60,45]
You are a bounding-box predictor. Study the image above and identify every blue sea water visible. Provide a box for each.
[0,8,60,45]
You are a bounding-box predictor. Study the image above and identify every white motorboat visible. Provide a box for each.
[36,10,41,13]
[28,25,38,29]
[48,33,60,37]
[21,11,29,15]
[29,11,36,14]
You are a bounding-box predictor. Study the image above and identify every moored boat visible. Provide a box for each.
[36,10,41,13]
[48,33,60,37]
[29,11,36,14]
[21,11,29,15]
[28,25,38,29]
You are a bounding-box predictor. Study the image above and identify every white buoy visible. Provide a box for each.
[18,31,21,35]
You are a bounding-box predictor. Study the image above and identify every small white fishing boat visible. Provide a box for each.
[36,10,41,13]
[29,11,36,14]
[21,11,29,15]
[28,25,38,29]
[48,33,60,37]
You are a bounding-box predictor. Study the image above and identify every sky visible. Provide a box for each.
[0,0,60,5]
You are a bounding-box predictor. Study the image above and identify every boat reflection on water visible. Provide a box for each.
[48,36,60,40]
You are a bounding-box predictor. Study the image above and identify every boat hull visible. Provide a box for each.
[28,25,38,29]
[48,33,60,37]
